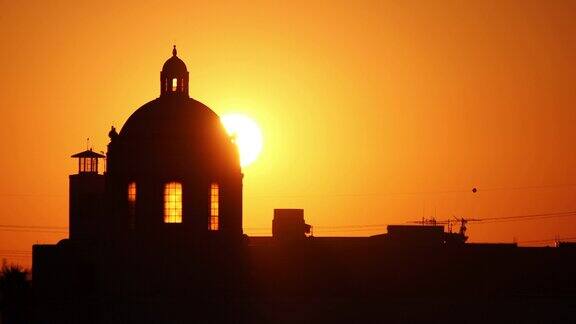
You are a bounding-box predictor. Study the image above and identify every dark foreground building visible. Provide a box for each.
[32,48,576,323]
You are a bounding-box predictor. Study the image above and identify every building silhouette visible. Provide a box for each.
[31,48,576,323]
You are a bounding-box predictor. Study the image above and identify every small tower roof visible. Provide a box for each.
[71,149,106,158]
[162,45,188,74]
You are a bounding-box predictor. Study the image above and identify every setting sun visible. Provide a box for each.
[221,113,263,167]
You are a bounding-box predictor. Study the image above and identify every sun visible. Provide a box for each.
[221,113,263,167]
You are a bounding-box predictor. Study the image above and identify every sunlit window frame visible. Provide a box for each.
[164,181,183,223]
[209,182,219,231]
[79,157,98,173]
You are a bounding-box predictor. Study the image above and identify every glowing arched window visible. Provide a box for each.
[164,182,182,223]
[128,182,137,229]
[171,78,178,92]
[209,183,219,231]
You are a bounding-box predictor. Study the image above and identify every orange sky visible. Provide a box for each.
[2,1,576,267]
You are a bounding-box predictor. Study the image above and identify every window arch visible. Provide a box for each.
[164,182,182,223]
[209,183,219,231]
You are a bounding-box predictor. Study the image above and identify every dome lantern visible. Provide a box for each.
[160,45,189,97]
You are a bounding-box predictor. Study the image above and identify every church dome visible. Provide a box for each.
[105,47,243,241]
[109,46,239,174]
[120,96,220,141]
[111,95,239,176]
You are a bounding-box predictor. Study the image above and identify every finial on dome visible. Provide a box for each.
[172,45,177,57]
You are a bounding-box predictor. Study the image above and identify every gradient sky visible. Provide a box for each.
[2,0,576,266]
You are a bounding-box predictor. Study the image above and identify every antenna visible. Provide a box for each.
[86,138,90,150]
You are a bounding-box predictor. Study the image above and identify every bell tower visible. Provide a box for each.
[160,45,189,97]
[69,149,106,240]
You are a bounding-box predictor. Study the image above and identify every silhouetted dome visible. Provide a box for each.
[162,46,187,75]
[120,97,219,140]
[105,47,243,241]
[113,95,239,174]
[106,46,239,177]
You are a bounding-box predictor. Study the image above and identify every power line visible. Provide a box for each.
[0,250,31,254]
[0,224,67,230]
[0,209,574,238]
[314,228,386,233]
[479,211,576,222]
[246,189,465,199]
[246,183,576,199]
[314,224,388,229]
[245,210,576,233]
[0,224,68,234]
[517,236,576,244]
[3,182,575,200]
[476,213,576,225]
[0,229,67,234]
[481,184,576,192]
[0,193,64,197]
[0,255,31,259]
[3,182,575,202]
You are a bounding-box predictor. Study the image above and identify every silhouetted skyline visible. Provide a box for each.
[5,41,576,324]
[3,1,576,268]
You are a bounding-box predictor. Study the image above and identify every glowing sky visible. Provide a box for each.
[2,1,576,266]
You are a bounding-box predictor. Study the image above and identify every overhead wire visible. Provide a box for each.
[245,210,576,240]
[0,229,67,234]
[2,184,576,247]
[517,236,576,244]
[245,183,576,199]
[0,224,67,230]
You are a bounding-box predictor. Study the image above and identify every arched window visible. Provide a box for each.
[171,78,178,92]
[209,183,219,231]
[127,182,137,229]
[164,182,182,223]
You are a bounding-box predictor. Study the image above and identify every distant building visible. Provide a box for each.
[272,209,312,239]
